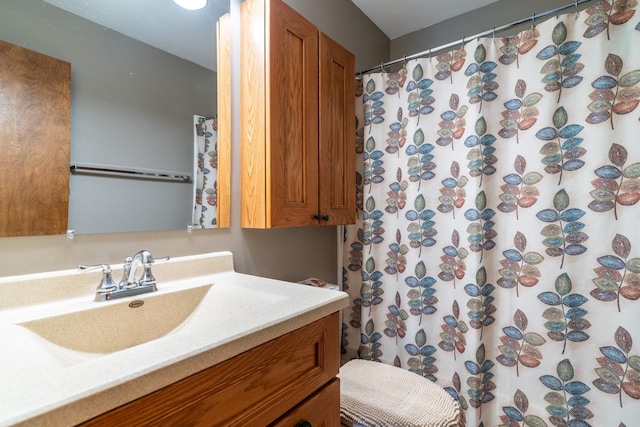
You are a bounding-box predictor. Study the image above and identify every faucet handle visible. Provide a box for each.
[78,264,118,293]
[138,255,169,286]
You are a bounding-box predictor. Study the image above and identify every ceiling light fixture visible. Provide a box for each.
[172,0,207,10]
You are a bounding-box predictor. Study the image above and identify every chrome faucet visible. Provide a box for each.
[121,250,157,288]
[79,250,169,301]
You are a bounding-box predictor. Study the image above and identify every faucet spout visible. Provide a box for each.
[124,250,153,287]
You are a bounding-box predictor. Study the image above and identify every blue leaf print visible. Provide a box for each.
[502,406,524,421]
[479,62,498,73]
[465,62,479,75]
[538,292,562,305]
[559,41,581,55]
[560,208,586,222]
[565,244,588,255]
[559,124,584,138]
[442,177,458,188]
[464,209,481,221]
[566,307,588,319]
[444,315,458,327]
[564,159,586,170]
[561,53,581,67]
[540,374,564,390]
[443,246,459,256]
[441,111,457,121]
[567,395,590,408]
[597,255,626,270]
[537,209,560,222]
[503,326,524,340]
[405,343,420,356]
[464,284,481,299]
[564,221,585,234]
[565,381,591,395]
[563,294,588,307]
[595,166,624,181]
[567,331,590,342]
[465,361,481,375]
[592,75,618,90]
[600,346,627,364]
[537,45,558,60]
[503,173,523,185]
[503,249,523,262]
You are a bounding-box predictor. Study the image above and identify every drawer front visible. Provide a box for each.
[270,379,340,427]
[80,313,340,426]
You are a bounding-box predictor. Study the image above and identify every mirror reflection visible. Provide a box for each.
[0,0,229,235]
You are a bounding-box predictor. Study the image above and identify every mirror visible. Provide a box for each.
[0,0,230,235]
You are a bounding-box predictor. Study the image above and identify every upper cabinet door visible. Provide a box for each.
[268,0,319,228]
[0,40,71,237]
[240,0,355,228]
[319,33,355,226]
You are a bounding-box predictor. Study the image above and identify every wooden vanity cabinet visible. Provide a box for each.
[240,0,355,228]
[79,313,341,426]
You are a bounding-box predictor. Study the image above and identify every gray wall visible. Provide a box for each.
[0,0,388,285]
[0,0,217,234]
[391,0,580,61]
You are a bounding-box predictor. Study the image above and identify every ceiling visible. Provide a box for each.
[350,0,501,40]
[42,0,229,71]
[40,0,497,71]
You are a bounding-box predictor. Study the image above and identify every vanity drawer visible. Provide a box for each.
[270,378,340,426]
[80,312,340,426]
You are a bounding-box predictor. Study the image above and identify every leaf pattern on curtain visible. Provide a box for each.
[342,1,640,425]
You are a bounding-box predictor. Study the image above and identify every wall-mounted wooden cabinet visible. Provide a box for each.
[241,0,355,228]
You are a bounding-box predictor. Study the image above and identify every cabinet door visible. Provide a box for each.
[0,40,70,236]
[270,379,340,427]
[318,33,355,226]
[268,0,319,228]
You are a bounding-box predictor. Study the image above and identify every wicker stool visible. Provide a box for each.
[338,359,460,427]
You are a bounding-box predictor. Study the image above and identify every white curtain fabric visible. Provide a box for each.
[342,2,640,425]
[192,115,218,228]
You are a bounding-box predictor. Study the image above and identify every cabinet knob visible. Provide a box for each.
[322,215,329,222]
[314,214,329,222]
[295,421,312,427]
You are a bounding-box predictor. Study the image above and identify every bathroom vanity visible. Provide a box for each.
[0,252,348,426]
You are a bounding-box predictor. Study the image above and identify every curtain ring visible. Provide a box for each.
[403,55,407,66]
[492,26,496,40]
[531,13,536,30]
[380,62,386,73]
[460,36,465,50]
[575,0,579,17]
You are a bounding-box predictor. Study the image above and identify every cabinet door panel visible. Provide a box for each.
[0,40,70,236]
[268,0,319,228]
[80,313,341,427]
[270,379,340,426]
[319,33,355,226]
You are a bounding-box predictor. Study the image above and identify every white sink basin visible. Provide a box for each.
[18,284,214,354]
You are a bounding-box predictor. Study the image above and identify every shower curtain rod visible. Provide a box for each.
[357,0,597,77]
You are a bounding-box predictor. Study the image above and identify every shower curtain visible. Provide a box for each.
[192,115,218,228]
[341,2,640,425]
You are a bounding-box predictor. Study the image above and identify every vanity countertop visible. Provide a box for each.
[0,251,349,427]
